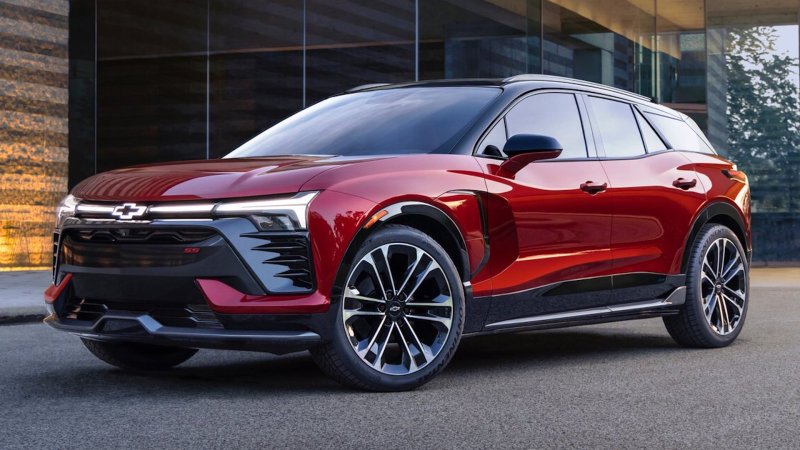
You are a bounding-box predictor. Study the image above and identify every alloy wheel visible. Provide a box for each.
[342,243,454,375]
[700,237,747,335]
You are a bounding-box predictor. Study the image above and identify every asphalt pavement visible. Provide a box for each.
[1,285,798,449]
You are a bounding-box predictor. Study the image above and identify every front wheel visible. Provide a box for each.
[664,224,749,348]
[311,224,465,391]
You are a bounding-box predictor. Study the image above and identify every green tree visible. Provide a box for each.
[724,26,799,212]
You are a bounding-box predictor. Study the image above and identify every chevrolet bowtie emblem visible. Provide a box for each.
[111,203,147,220]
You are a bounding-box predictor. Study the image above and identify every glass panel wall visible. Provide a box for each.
[305,0,415,105]
[419,0,541,79]
[706,0,800,262]
[56,0,800,268]
[96,0,208,172]
[209,0,303,157]
[655,0,706,129]
[542,0,655,97]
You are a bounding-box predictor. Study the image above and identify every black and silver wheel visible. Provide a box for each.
[311,224,464,391]
[664,224,749,347]
[81,338,198,371]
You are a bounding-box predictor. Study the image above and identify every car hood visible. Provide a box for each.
[71,155,386,202]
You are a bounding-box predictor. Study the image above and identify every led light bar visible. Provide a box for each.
[66,191,319,230]
[214,192,318,229]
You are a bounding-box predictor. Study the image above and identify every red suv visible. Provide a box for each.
[45,75,751,391]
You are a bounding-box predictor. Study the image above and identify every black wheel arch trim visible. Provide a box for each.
[377,201,471,280]
[681,201,750,273]
[330,200,473,318]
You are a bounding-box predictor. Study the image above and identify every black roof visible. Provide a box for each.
[346,74,653,105]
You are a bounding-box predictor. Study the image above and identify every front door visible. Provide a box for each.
[475,92,616,326]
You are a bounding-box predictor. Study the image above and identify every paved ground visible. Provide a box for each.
[1,285,798,449]
[0,270,51,321]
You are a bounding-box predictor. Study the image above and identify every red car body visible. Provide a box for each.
[44,75,751,389]
[51,148,749,320]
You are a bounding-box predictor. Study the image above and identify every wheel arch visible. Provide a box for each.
[378,202,470,281]
[333,202,470,295]
[681,201,750,273]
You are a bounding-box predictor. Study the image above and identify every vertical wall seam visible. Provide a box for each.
[415,0,419,81]
[654,0,660,102]
[540,0,544,74]
[205,0,210,159]
[93,0,97,174]
[302,0,307,108]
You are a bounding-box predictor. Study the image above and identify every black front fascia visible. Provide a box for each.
[55,217,315,297]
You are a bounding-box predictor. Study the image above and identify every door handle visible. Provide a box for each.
[673,178,697,190]
[580,181,607,194]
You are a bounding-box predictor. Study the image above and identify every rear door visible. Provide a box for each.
[474,92,615,324]
[583,95,707,305]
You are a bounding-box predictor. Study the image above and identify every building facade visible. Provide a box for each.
[1,0,798,268]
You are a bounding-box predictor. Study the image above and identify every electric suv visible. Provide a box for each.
[45,75,751,391]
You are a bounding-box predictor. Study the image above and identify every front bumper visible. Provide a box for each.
[44,311,321,354]
[46,217,335,353]
[53,217,328,313]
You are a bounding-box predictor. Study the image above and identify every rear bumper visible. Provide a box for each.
[44,312,321,354]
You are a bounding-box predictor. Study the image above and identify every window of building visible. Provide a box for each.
[419,0,540,79]
[505,93,588,159]
[587,97,646,157]
[543,0,655,97]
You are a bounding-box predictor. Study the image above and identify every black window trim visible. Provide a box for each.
[636,107,681,150]
[638,107,717,155]
[632,106,669,154]
[577,93,690,161]
[583,93,658,160]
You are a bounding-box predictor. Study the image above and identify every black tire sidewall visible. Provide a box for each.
[328,225,465,390]
[685,224,750,346]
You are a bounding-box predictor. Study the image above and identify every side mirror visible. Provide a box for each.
[499,134,563,176]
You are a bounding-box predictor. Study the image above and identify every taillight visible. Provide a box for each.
[722,169,747,182]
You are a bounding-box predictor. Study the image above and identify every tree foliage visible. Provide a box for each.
[724,26,799,212]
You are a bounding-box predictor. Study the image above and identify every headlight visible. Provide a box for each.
[214,191,318,231]
[55,194,78,230]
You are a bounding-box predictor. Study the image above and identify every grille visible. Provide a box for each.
[70,228,216,244]
[63,299,223,329]
[244,233,314,292]
[60,236,209,268]
[59,228,219,269]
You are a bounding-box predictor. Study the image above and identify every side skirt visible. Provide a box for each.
[466,286,685,336]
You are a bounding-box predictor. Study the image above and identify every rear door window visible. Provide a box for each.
[586,96,646,158]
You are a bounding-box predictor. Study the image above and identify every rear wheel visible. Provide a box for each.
[81,338,198,370]
[664,224,749,347]
[311,225,465,391]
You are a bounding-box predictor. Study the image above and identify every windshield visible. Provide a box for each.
[225,86,501,158]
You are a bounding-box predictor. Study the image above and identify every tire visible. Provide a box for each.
[664,224,749,348]
[311,224,465,391]
[81,338,198,370]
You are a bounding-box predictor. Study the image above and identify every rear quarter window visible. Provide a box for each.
[644,112,715,154]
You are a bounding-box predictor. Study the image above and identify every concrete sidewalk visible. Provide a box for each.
[0,270,52,323]
[1,267,798,324]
